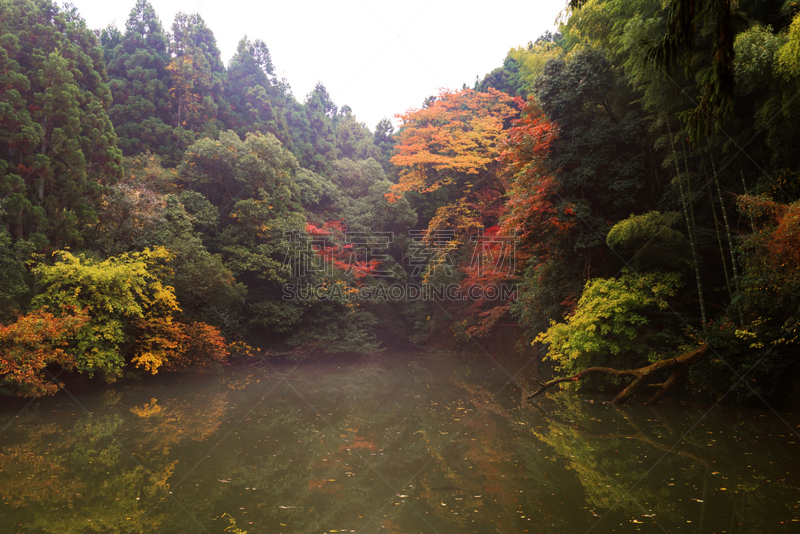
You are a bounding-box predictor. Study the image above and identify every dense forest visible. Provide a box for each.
[1,0,799,407]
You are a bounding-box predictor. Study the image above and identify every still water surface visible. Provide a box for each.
[1,351,798,533]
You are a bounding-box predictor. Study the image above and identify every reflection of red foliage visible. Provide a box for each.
[461,414,518,505]
[308,478,327,489]
[307,478,343,496]
[381,520,403,534]
[339,438,377,451]
[484,483,503,495]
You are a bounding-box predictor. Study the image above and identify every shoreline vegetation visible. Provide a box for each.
[2,0,800,407]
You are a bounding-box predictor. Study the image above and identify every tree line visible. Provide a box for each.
[389,0,800,406]
[2,0,799,406]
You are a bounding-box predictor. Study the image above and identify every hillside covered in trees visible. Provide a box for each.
[1,0,800,407]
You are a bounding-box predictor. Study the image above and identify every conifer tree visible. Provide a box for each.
[167,12,228,138]
[225,36,292,148]
[105,0,190,165]
[0,0,122,248]
[286,82,339,175]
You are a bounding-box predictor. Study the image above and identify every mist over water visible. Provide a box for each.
[1,352,798,533]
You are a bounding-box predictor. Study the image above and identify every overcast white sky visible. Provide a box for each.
[70,0,567,130]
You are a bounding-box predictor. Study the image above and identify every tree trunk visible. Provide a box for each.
[667,120,707,331]
[712,158,744,325]
[707,162,733,304]
[526,344,710,405]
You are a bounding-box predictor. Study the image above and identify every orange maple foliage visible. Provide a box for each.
[387,91,522,339]
[0,307,89,396]
[387,88,516,202]
[454,97,571,337]
[132,318,228,373]
[499,96,572,256]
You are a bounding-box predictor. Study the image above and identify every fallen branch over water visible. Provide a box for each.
[527,344,711,405]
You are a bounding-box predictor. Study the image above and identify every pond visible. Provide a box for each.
[1,351,798,533]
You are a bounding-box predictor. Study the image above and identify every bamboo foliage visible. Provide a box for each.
[712,158,744,324]
[706,163,733,304]
[667,120,707,332]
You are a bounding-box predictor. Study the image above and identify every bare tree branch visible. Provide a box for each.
[527,344,710,405]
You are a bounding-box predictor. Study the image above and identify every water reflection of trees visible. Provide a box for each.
[1,410,173,532]
[0,384,230,533]
[2,358,797,533]
[521,393,800,531]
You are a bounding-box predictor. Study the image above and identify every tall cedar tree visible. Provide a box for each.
[167,11,228,138]
[0,0,122,249]
[104,0,190,165]
[282,82,339,175]
[225,36,293,150]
